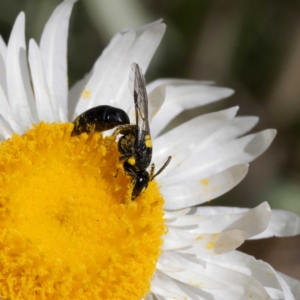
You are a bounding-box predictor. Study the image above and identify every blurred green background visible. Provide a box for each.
[0,0,299,279]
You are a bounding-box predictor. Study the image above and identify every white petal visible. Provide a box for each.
[151,271,195,299]
[151,84,234,138]
[0,35,7,62]
[75,30,136,115]
[196,116,259,152]
[0,36,7,99]
[69,24,148,119]
[201,251,294,300]
[148,84,166,122]
[100,32,123,57]
[88,20,161,71]
[157,261,228,290]
[151,101,183,139]
[272,271,295,300]
[166,202,270,240]
[187,206,249,215]
[40,0,76,122]
[156,252,271,299]
[147,78,215,93]
[0,115,13,140]
[75,23,166,117]
[164,208,191,219]
[153,107,239,164]
[69,21,160,118]
[250,209,300,239]
[160,129,276,185]
[166,85,234,109]
[277,272,300,298]
[0,85,21,133]
[117,22,166,111]
[68,72,91,120]
[0,37,19,133]
[125,22,165,87]
[7,12,37,128]
[143,293,162,300]
[162,229,245,254]
[161,164,248,209]
[28,39,57,122]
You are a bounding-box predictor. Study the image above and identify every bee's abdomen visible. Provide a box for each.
[72,105,130,136]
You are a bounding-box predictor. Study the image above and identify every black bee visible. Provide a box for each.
[72,63,171,200]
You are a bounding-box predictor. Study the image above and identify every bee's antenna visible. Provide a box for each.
[150,156,172,181]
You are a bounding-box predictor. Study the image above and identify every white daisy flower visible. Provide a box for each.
[0,1,299,299]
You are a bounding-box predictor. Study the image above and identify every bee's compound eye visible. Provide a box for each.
[131,172,149,200]
[106,107,130,126]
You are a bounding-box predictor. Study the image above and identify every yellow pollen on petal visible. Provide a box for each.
[200,178,209,186]
[206,242,216,250]
[0,122,165,300]
[211,233,219,239]
[81,88,91,99]
[189,281,202,288]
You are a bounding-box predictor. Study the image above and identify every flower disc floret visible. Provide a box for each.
[0,122,165,300]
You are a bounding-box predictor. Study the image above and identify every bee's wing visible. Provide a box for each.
[129,63,150,149]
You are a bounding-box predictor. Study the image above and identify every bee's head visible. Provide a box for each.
[131,171,149,200]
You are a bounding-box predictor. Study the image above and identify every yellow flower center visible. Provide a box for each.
[0,122,165,300]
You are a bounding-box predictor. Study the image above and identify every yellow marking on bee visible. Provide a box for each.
[200,178,209,186]
[145,134,152,148]
[128,157,136,165]
[196,235,203,241]
[82,88,91,100]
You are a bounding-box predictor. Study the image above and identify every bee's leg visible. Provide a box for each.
[149,163,155,181]
[106,126,123,152]
[114,156,126,178]
[125,177,136,205]
[106,124,136,151]
[122,163,137,204]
